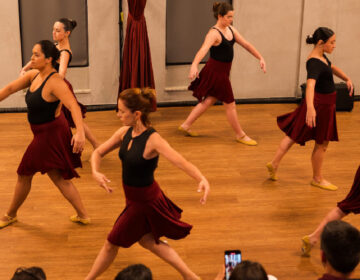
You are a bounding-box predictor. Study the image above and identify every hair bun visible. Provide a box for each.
[306,35,315,44]
[70,19,77,29]
[213,2,221,12]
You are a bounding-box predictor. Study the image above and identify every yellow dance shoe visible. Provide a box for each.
[178,126,199,137]
[310,180,338,191]
[301,235,312,256]
[0,214,17,229]
[70,215,91,225]
[266,162,278,181]
[236,135,258,146]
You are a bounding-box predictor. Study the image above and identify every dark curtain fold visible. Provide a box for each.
[117,0,156,110]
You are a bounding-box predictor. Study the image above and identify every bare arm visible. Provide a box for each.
[58,51,71,79]
[20,61,33,76]
[149,133,210,204]
[305,78,316,128]
[91,126,128,193]
[50,76,85,153]
[189,29,219,80]
[231,26,266,73]
[0,70,36,101]
[332,64,353,96]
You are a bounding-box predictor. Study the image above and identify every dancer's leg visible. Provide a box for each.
[84,122,100,149]
[139,233,200,280]
[47,169,88,219]
[311,141,329,184]
[222,101,248,139]
[85,240,119,280]
[0,175,33,221]
[270,136,295,169]
[307,207,346,246]
[180,96,217,131]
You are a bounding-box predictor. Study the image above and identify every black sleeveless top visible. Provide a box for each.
[306,55,335,94]
[54,49,72,72]
[119,127,159,187]
[25,72,60,124]
[210,27,235,63]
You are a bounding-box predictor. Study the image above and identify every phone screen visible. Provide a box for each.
[224,250,242,280]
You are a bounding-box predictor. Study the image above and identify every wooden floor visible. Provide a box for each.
[1,102,360,280]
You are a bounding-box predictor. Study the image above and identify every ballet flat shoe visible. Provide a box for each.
[310,180,338,191]
[266,162,278,181]
[178,126,199,137]
[70,215,91,225]
[0,214,17,229]
[236,136,258,146]
[301,235,312,256]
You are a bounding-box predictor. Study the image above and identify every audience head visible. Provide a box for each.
[118,88,156,126]
[11,266,46,280]
[321,220,360,276]
[229,260,268,280]
[114,264,152,280]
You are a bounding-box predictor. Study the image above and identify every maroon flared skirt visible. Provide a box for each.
[107,181,193,248]
[189,57,234,104]
[17,112,82,180]
[277,92,338,146]
[62,78,87,128]
[337,166,360,214]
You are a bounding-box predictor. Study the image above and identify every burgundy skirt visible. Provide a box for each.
[62,78,87,128]
[189,57,234,104]
[277,92,338,146]
[107,181,192,248]
[337,166,360,214]
[17,112,82,180]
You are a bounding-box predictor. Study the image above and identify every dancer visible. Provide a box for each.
[266,27,353,190]
[85,88,209,280]
[0,40,90,229]
[301,165,360,255]
[21,18,99,149]
[179,1,266,145]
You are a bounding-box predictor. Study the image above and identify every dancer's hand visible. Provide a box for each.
[189,65,199,80]
[346,79,354,96]
[306,106,316,128]
[260,58,266,73]
[71,132,85,153]
[198,177,210,205]
[19,69,27,76]
[92,171,113,193]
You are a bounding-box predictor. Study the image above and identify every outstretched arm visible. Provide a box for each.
[0,70,35,101]
[149,133,210,204]
[231,26,266,73]
[91,127,128,193]
[332,64,353,96]
[189,29,219,80]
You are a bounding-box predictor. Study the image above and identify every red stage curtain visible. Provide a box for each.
[117,0,156,110]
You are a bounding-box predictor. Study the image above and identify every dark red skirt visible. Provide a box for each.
[17,112,82,180]
[277,92,338,146]
[107,181,192,248]
[337,166,360,214]
[189,58,234,104]
[62,78,87,128]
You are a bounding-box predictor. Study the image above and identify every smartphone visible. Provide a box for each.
[224,250,242,280]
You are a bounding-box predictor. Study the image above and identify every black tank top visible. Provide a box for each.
[119,127,159,187]
[54,49,72,72]
[210,27,235,62]
[25,72,60,124]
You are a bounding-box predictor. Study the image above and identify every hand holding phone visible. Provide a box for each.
[224,250,242,280]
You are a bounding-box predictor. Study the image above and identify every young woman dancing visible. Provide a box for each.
[179,2,266,145]
[85,88,209,280]
[266,27,353,190]
[0,40,90,229]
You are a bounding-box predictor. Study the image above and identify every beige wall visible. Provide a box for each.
[1,0,359,109]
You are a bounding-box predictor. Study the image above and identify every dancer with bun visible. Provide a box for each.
[0,40,90,229]
[179,1,266,145]
[302,165,360,255]
[85,88,209,280]
[21,18,99,149]
[266,27,353,190]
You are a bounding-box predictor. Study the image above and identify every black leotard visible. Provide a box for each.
[306,55,335,94]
